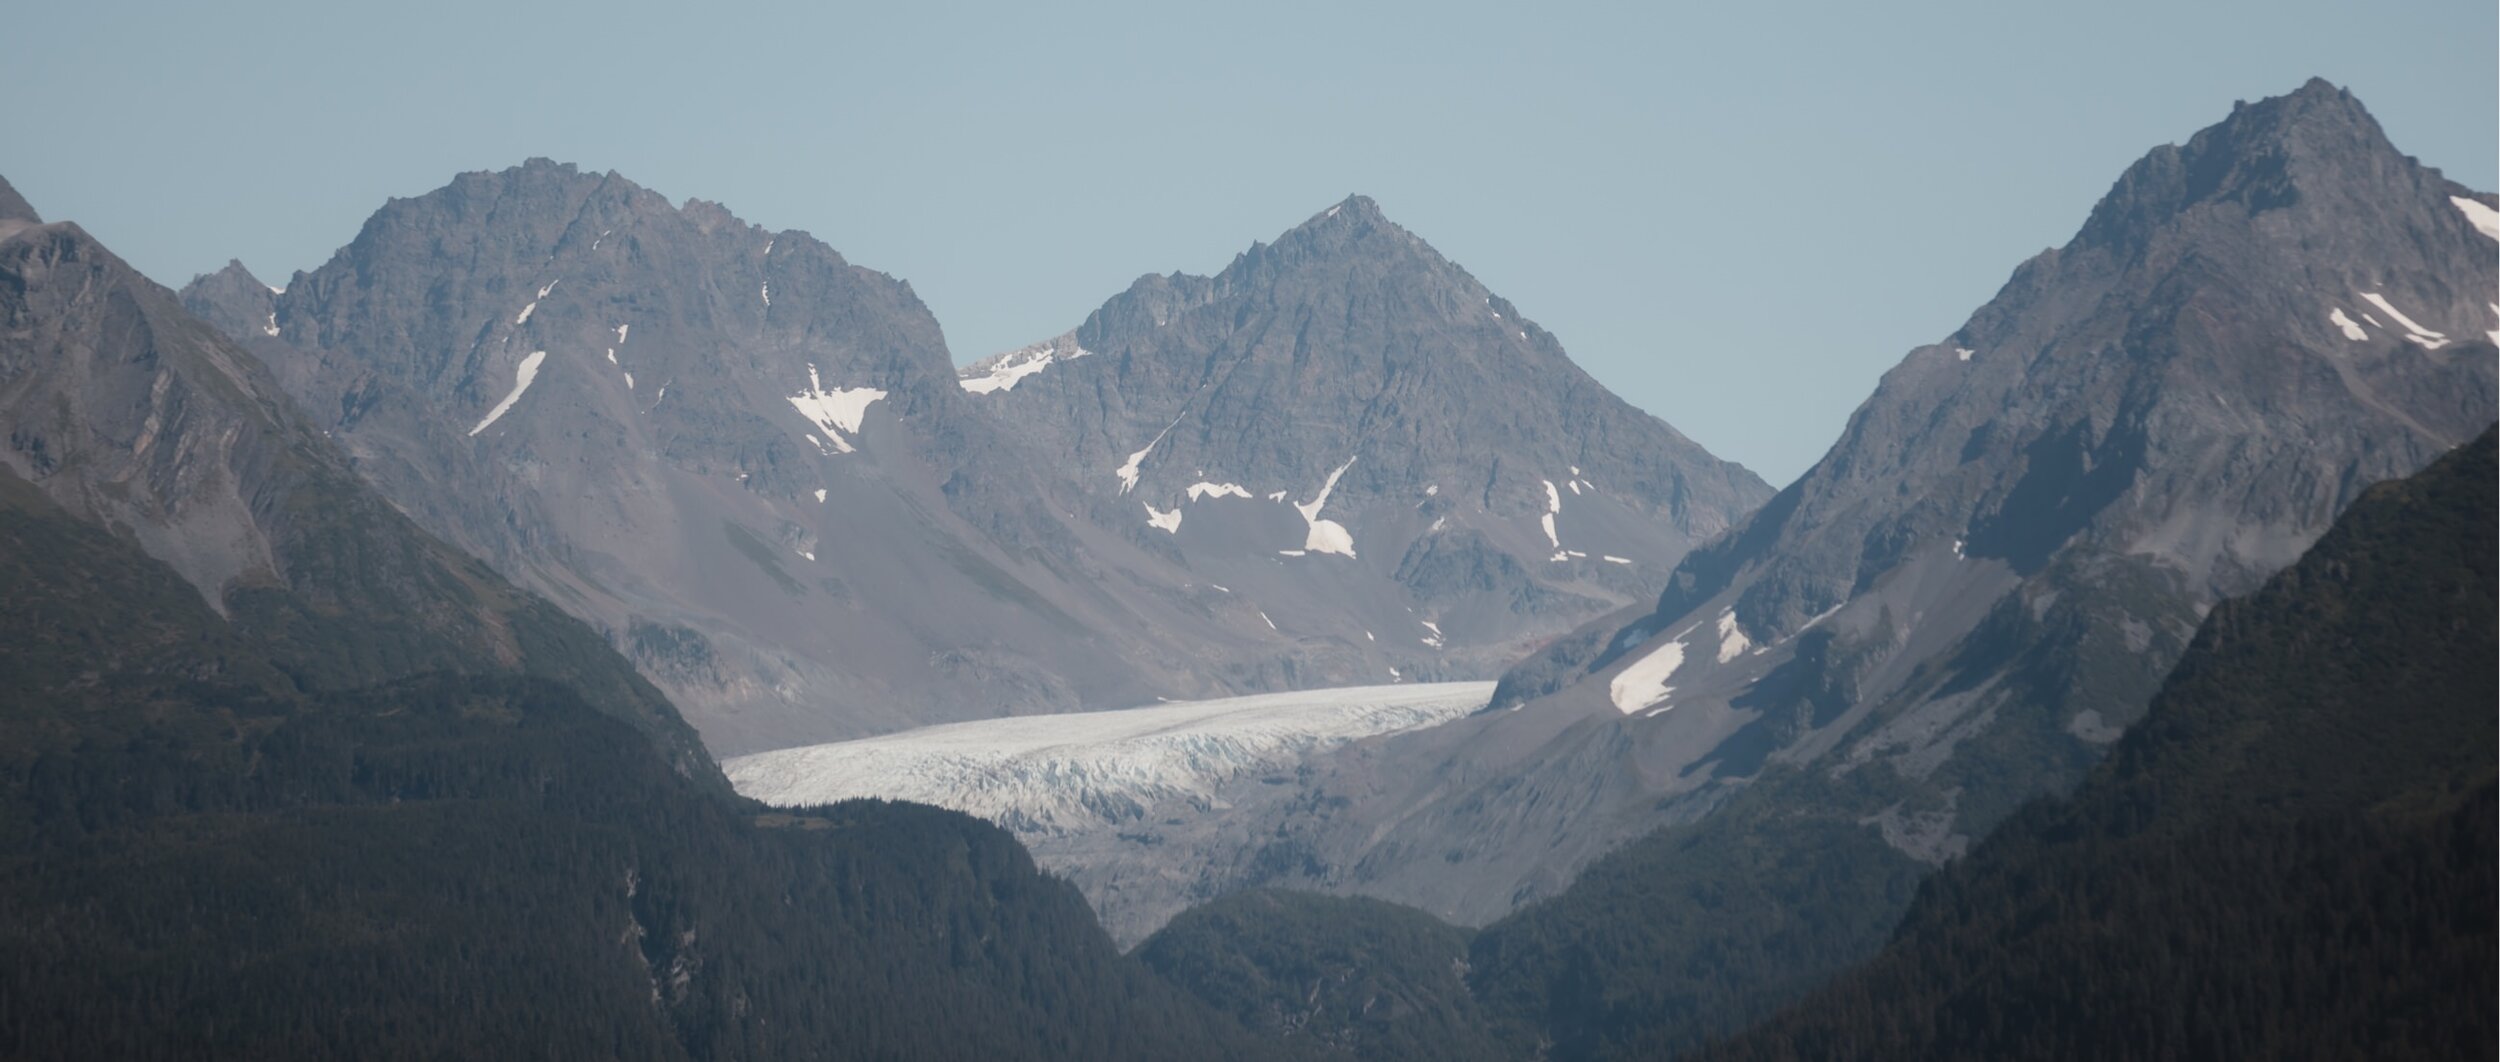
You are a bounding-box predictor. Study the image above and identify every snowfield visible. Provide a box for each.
[724,682,1494,834]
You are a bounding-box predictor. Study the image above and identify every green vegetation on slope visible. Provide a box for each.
[1139,889,1504,1062]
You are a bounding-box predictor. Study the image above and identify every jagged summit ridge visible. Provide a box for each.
[1107,79,2497,955]
[2073,76,2449,255]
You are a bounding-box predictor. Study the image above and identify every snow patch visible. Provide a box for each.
[761,282,771,306]
[615,324,630,344]
[1714,608,1751,663]
[1425,484,1439,496]
[2452,196,2500,240]
[786,364,886,454]
[1609,627,1691,714]
[539,280,559,299]
[1116,410,1189,494]
[1143,502,1183,533]
[515,301,538,325]
[1538,478,1564,549]
[1602,555,1632,565]
[2329,307,2368,342]
[2359,292,2448,349]
[1259,611,1277,630]
[261,312,279,337]
[1186,481,1252,502]
[814,488,828,503]
[468,350,548,437]
[959,347,1066,394]
[1290,456,1360,558]
[1955,347,1974,361]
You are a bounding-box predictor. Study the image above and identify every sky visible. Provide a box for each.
[6,0,2492,484]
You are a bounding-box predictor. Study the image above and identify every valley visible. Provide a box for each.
[0,33,2491,1058]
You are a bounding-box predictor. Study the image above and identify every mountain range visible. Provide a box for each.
[677,80,2498,964]
[1218,76,2498,1053]
[0,174,1282,1059]
[180,174,1767,756]
[3,72,2492,1060]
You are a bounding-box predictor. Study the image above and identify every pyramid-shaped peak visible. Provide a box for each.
[2074,78,2403,250]
[1266,194,1395,241]
[0,174,40,224]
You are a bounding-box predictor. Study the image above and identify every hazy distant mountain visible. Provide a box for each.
[996,78,2496,978]
[183,168,1766,755]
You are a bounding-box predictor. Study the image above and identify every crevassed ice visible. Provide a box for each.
[720,682,1496,836]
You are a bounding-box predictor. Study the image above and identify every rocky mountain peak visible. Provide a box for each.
[178,259,281,345]
[1219,193,1450,293]
[0,174,39,224]
[2073,77,2416,253]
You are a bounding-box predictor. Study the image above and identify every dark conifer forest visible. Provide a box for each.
[0,468,1279,1060]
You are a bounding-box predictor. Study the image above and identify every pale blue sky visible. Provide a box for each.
[7,0,2492,482]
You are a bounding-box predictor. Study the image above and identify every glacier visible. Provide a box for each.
[724,682,1493,835]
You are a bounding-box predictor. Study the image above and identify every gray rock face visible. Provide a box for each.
[0,188,714,781]
[962,196,1772,685]
[180,161,1198,753]
[180,165,1768,756]
[1088,79,2499,933]
[0,177,37,224]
